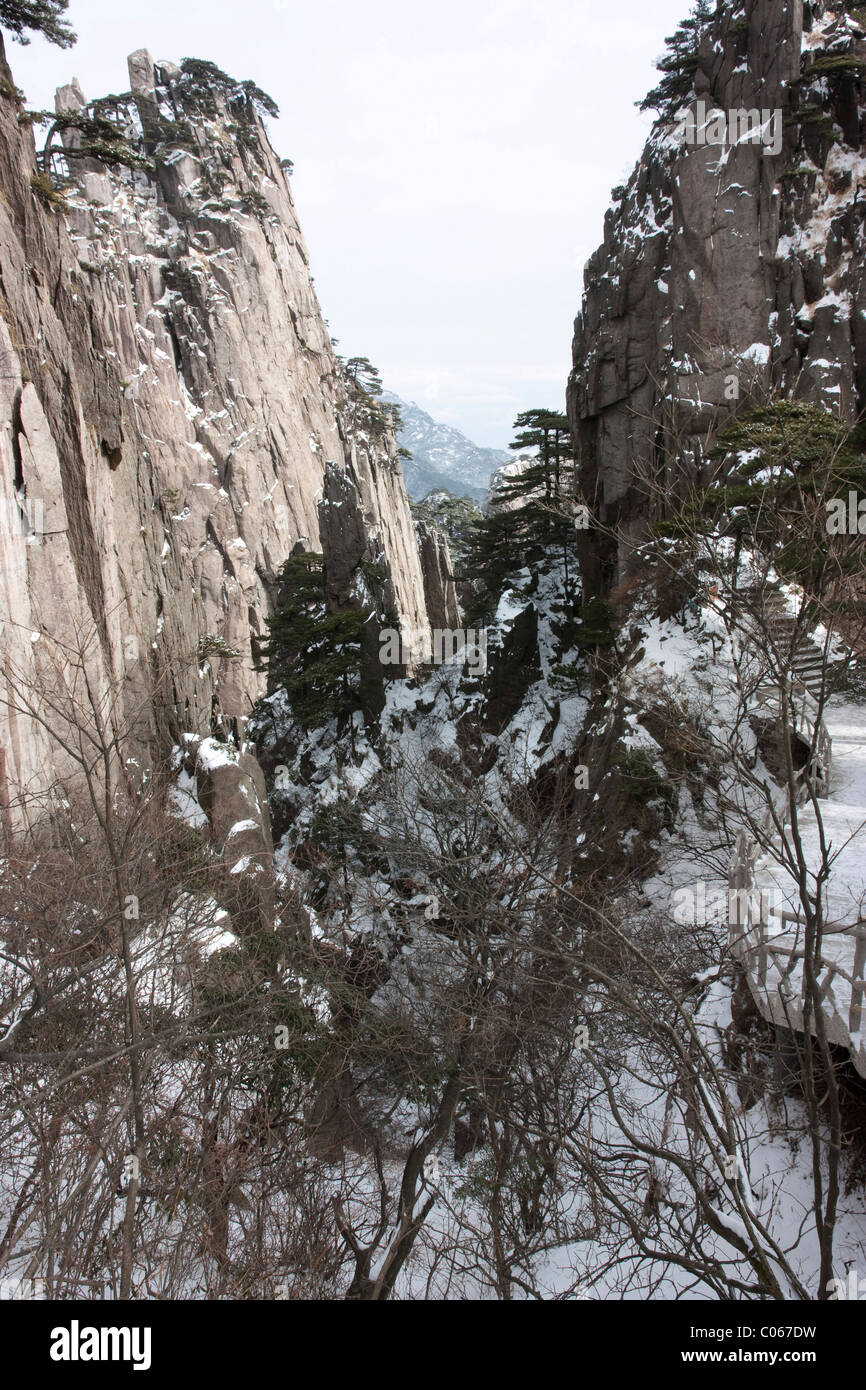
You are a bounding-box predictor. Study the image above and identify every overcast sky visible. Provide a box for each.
[13,0,689,448]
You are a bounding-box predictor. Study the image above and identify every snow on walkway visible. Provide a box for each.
[743,696,866,1075]
[824,702,866,805]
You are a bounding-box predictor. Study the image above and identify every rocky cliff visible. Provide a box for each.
[0,43,450,826]
[568,0,866,594]
[415,520,461,631]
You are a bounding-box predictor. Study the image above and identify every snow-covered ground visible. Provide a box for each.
[291,598,866,1300]
[826,705,866,806]
[738,693,866,1081]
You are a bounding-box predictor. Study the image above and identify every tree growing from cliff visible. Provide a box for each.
[0,0,75,47]
[463,408,577,618]
[343,356,382,398]
[655,401,866,597]
[549,595,618,696]
[255,548,368,731]
[339,355,397,442]
[178,58,279,120]
[34,108,153,182]
[639,0,714,122]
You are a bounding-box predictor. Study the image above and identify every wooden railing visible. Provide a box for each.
[752,675,832,803]
[728,848,866,1038]
[727,687,866,1047]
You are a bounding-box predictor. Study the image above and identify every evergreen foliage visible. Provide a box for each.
[639,1,715,121]
[339,355,397,440]
[35,108,154,179]
[462,508,525,623]
[799,53,866,82]
[178,58,279,121]
[655,401,866,589]
[0,0,75,47]
[343,355,383,398]
[254,549,368,730]
[29,167,66,208]
[463,408,577,619]
[550,597,617,694]
[506,409,573,500]
[615,748,676,810]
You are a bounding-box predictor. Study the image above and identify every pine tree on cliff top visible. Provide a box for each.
[0,0,75,47]
[178,59,279,120]
[639,0,715,121]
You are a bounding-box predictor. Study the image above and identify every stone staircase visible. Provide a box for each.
[720,584,834,797]
[761,600,828,701]
[724,584,866,1078]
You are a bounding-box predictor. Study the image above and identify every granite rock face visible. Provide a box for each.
[0,44,453,827]
[482,604,540,735]
[415,521,461,632]
[568,0,866,593]
[193,735,275,934]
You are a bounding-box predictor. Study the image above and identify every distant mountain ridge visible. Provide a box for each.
[384,392,510,503]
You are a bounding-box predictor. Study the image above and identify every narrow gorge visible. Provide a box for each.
[0,0,865,1312]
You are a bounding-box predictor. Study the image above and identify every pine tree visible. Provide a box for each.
[36,109,153,181]
[178,59,279,120]
[339,355,395,440]
[343,356,383,398]
[550,596,617,695]
[505,409,573,502]
[462,408,577,619]
[462,508,526,623]
[255,549,368,730]
[0,0,75,47]
[499,408,576,580]
[639,1,715,121]
[656,401,866,593]
[711,402,866,590]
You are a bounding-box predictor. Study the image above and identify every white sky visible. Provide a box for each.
[12,0,689,448]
